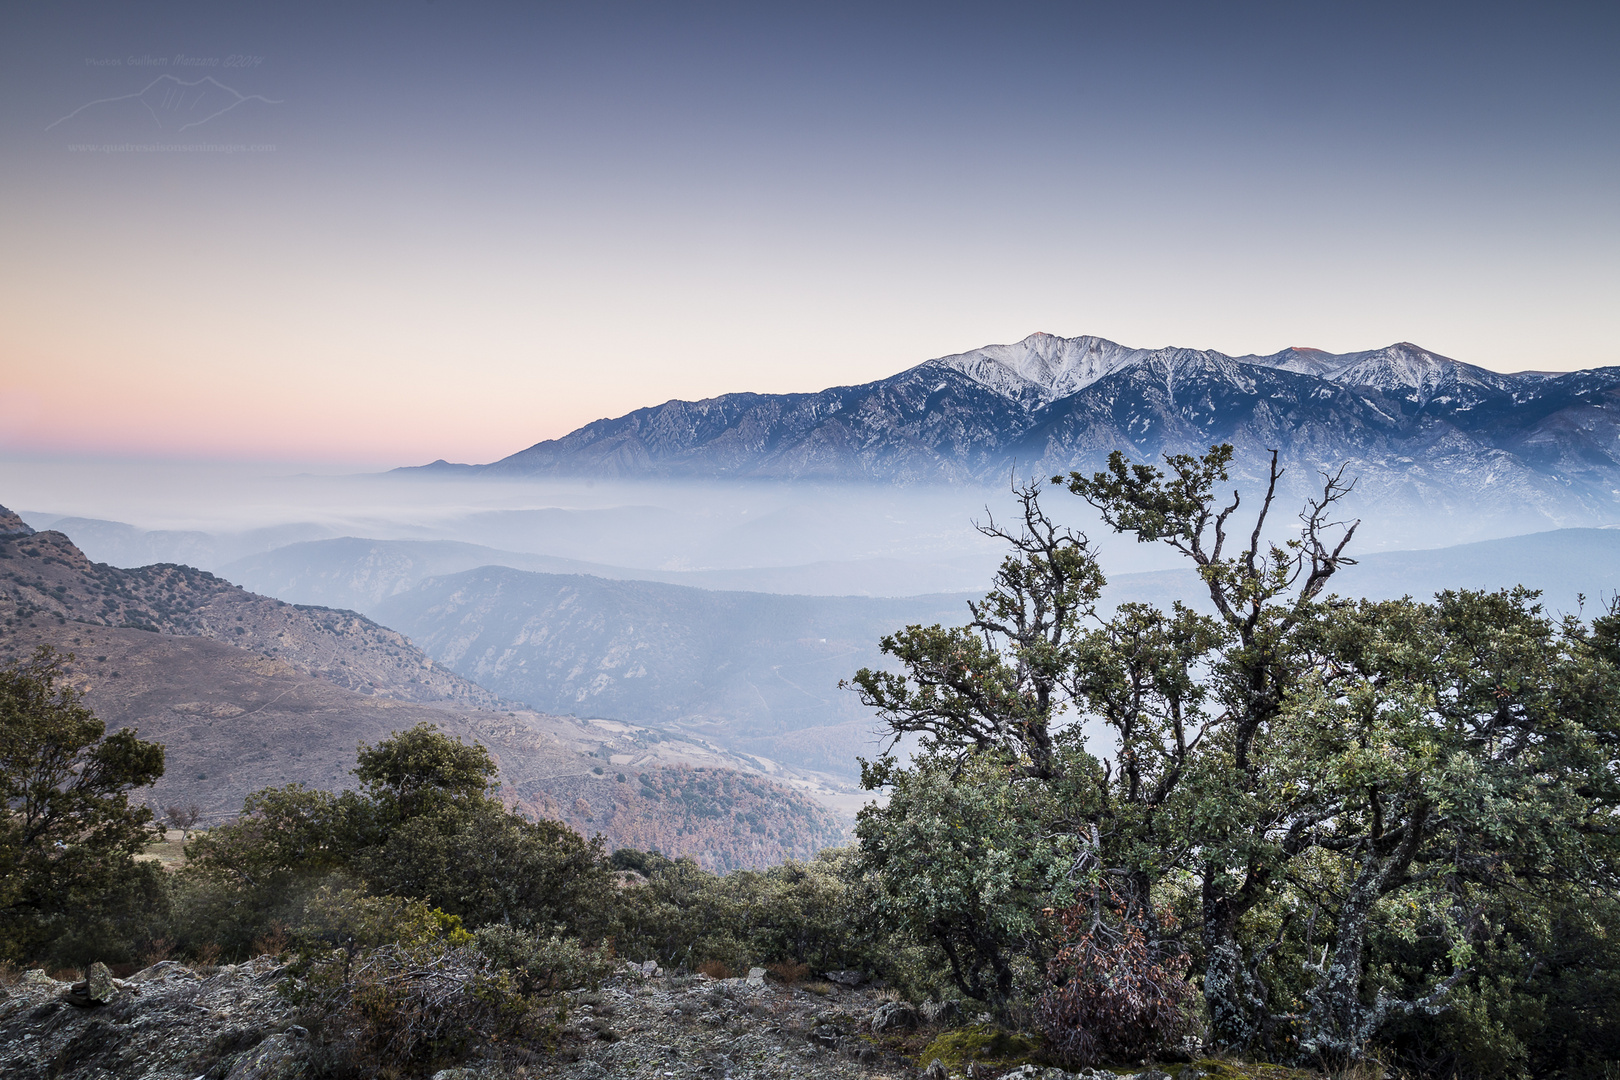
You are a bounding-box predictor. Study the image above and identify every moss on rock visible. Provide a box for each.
[917,1023,1044,1072]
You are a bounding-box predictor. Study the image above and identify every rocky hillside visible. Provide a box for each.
[427,333,1620,531]
[0,518,499,710]
[2,614,845,867]
[0,512,850,867]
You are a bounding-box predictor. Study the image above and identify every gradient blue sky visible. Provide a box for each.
[2,1,1616,465]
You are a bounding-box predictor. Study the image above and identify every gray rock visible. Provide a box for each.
[224,1031,307,1080]
[921,999,963,1025]
[86,962,117,1003]
[870,1000,918,1032]
[1000,1067,1081,1080]
[824,969,866,987]
[63,961,119,1007]
[127,959,200,983]
[924,1060,949,1080]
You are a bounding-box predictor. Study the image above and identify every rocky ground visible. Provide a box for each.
[0,958,300,1080]
[0,959,1299,1080]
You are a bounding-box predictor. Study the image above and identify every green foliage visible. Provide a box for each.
[353,722,497,817]
[0,645,165,962]
[607,846,890,979]
[180,783,368,957]
[295,886,473,957]
[855,749,1089,1004]
[473,924,613,997]
[850,454,1620,1070]
[182,724,613,955]
[355,805,611,937]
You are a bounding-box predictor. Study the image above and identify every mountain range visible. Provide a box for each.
[410,333,1620,534]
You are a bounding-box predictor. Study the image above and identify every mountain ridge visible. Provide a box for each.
[404,333,1620,532]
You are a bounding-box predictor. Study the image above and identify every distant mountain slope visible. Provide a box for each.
[16,516,338,574]
[1102,528,1620,618]
[371,568,972,776]
[0,619,844,869]
[0,522,500,710]
[364,528,1620,781]
[221,536,994,608]
[0,511,852,867]
[428,333,1620,531]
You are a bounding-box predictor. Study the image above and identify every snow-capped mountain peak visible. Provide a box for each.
[928,333,1148,407]
[928,333,1517,409]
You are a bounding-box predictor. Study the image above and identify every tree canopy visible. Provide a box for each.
[849,446,1620,1070]
[0,646,165,962]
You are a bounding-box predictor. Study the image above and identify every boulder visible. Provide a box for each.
[824,969,866,987]
[871,999,919,1032]
[921,999,963,1025]
[225,1031,308,1080]
[924,1060,950,1080]
[63,962,119,1007]
[746,966,767,987]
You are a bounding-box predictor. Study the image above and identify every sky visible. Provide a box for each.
[2,1,1617,467]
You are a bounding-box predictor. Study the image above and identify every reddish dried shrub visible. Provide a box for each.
[767,960,810,985]
[697,959,734,979]
[1034,905,1197,1067]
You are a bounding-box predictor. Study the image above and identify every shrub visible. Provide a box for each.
[1033,905,1198,1067]
[767,960,809,984]
[297,940,525,1077]
[473,924,613,998]
[294,887,471,958]
[291,890,520,1076]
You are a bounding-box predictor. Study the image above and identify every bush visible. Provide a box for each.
[473,924,613,998]
[297,940,525,1077]
[291,890,519,1076]
[295,886,471,956]
[357,806,612,937]
[605,846,894,978]
[1034,905,1198,1067]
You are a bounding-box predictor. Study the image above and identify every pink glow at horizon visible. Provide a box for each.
[3,2,1616,468]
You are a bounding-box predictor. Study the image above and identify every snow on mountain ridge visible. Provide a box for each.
[929,333,1525,410]
[929,333,1146,408]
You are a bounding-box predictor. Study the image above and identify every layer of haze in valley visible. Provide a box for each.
[7,456,1619,790]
